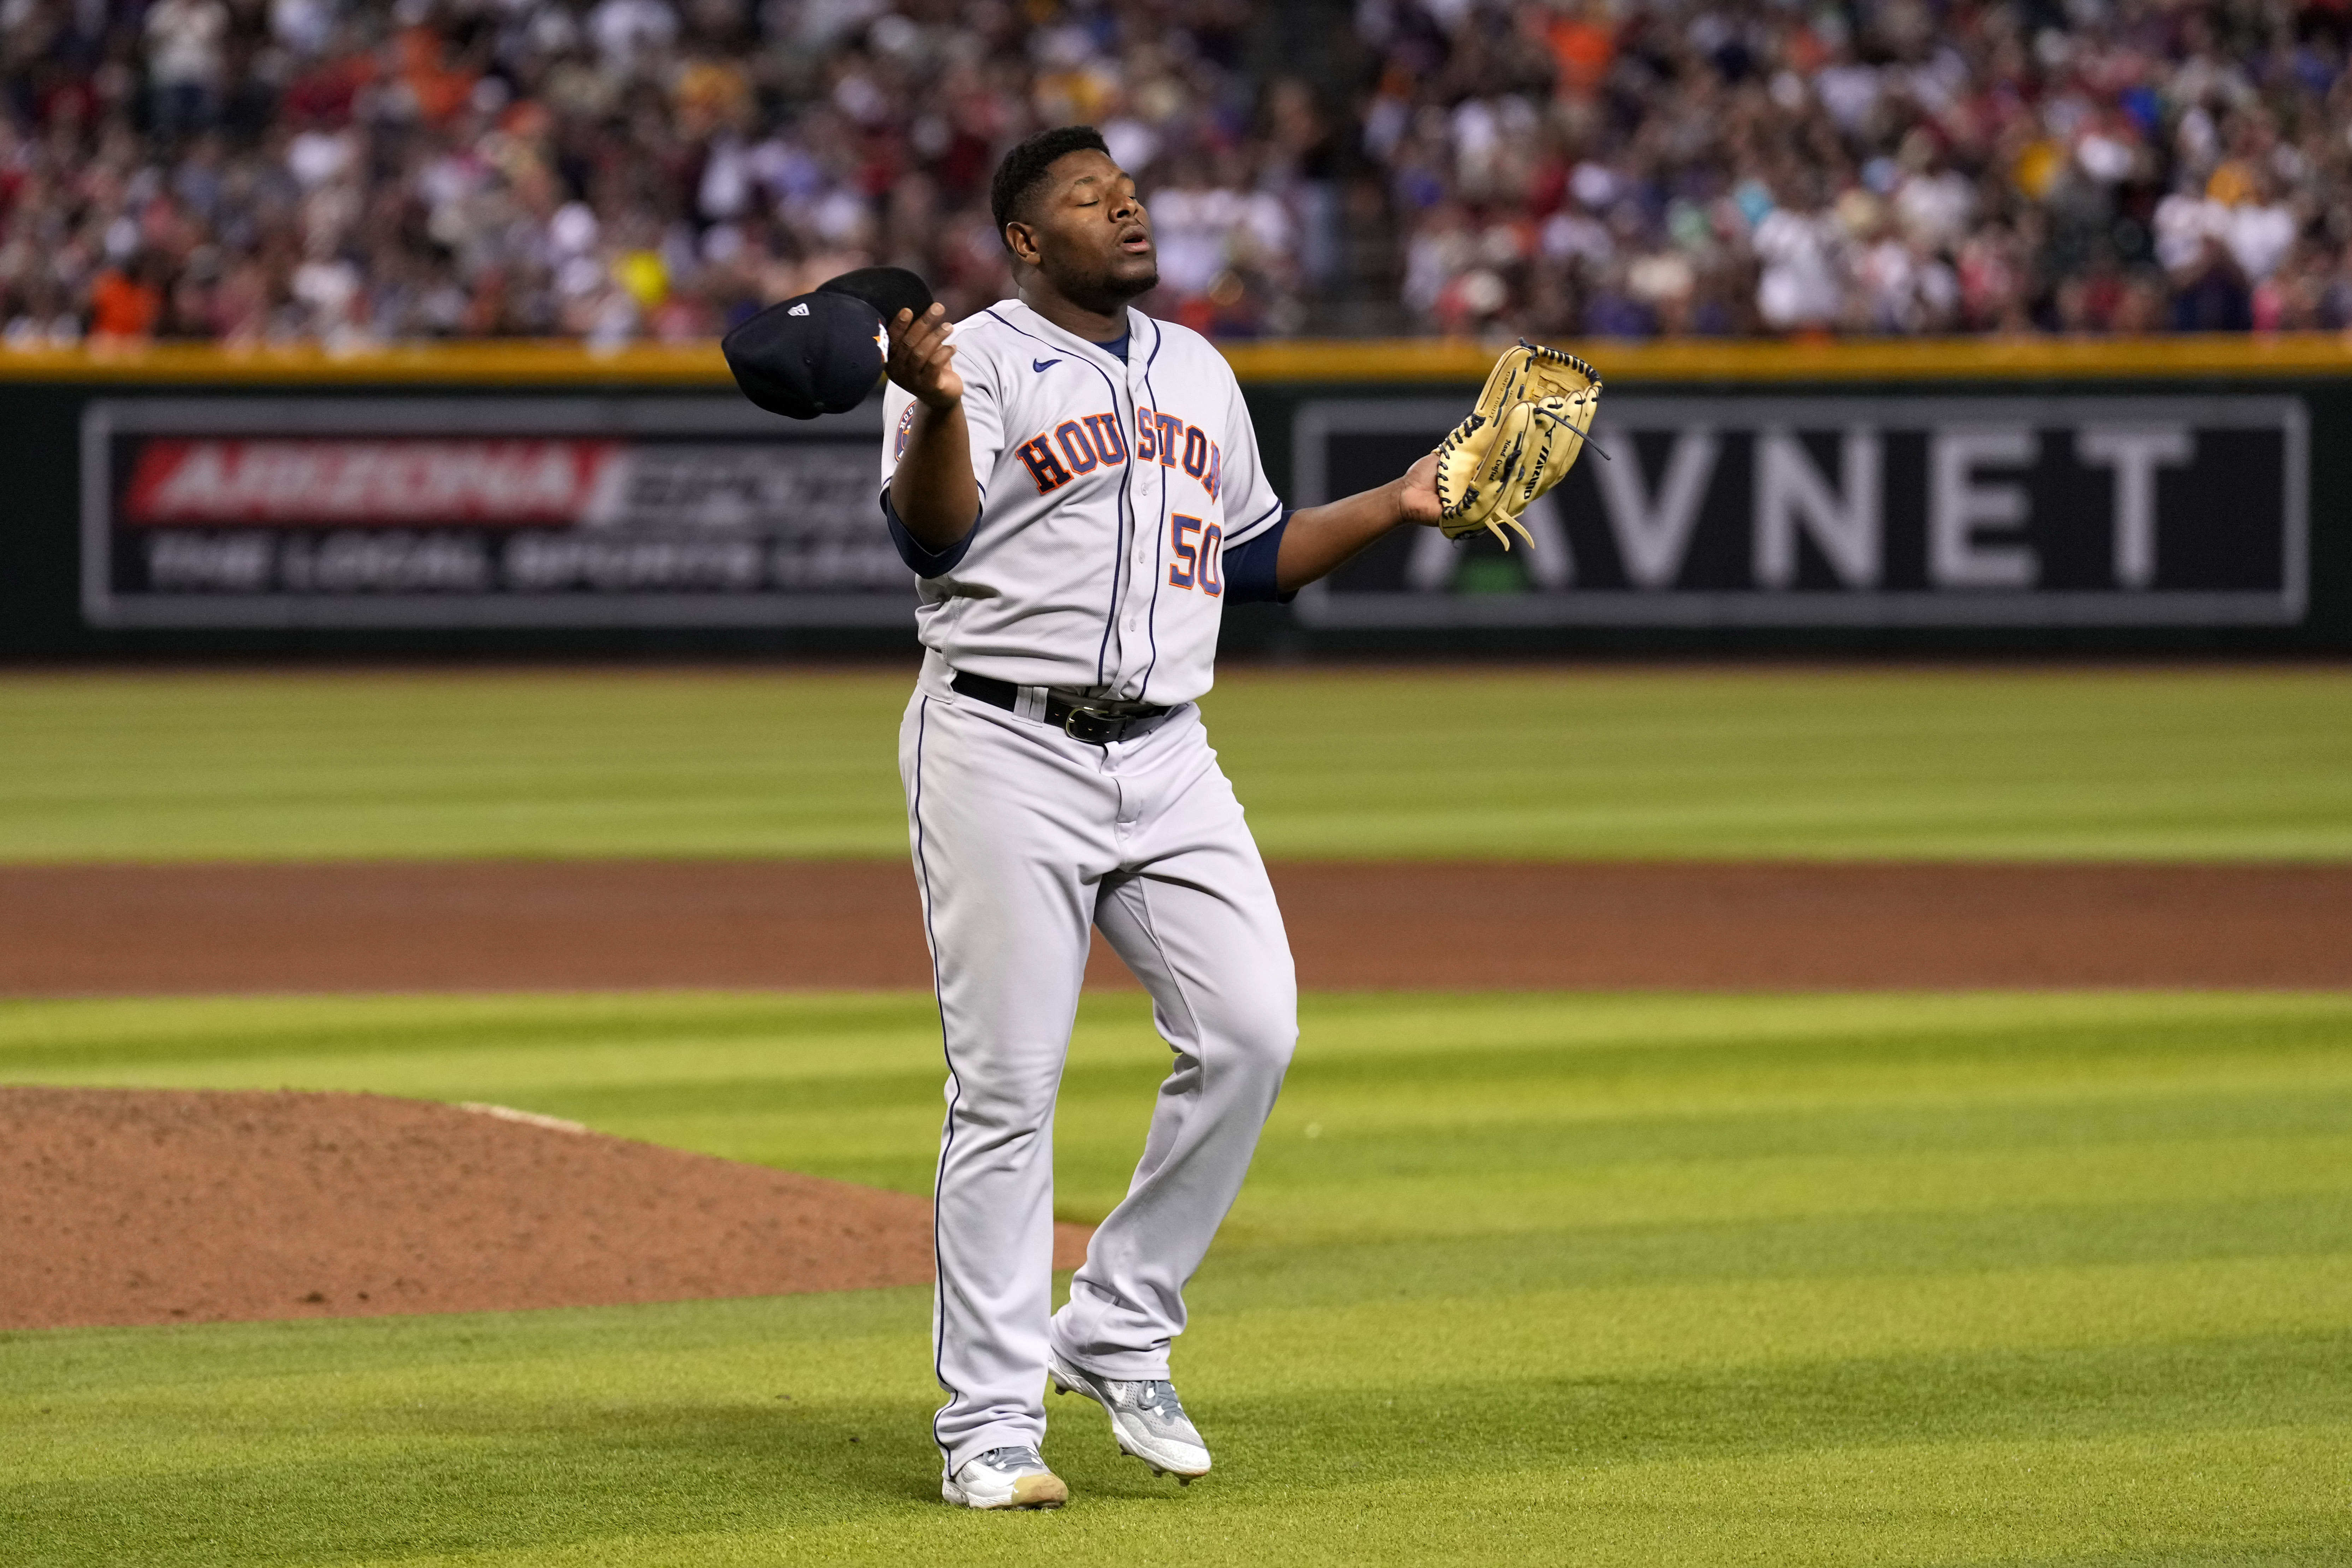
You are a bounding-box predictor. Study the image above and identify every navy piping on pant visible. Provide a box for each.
[910,694,965,1465]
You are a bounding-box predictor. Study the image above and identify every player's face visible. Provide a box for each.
[1015,150,1157,307]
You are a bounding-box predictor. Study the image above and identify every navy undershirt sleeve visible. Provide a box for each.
[882,490,975,577]
[1221,511,1294,604]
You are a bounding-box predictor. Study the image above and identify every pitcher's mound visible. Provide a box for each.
[1,1087,1091,1331]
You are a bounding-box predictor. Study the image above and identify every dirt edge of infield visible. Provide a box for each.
[4,859,2350,993]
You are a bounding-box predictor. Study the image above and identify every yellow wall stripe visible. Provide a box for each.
[2,333,2350,387]
[1219,333,2352,382]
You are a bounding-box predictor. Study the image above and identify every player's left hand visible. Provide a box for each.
[887,303,964,409]
[1397,450,1442,526]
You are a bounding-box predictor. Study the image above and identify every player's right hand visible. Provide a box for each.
[887,303,963,410]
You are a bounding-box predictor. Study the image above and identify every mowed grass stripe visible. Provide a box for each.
[2,988,2347,1562]
[7,991,2346,1216]
[1,667,2348,859]
[19,1297,2336,1472]
[1208,1195,2352,1302]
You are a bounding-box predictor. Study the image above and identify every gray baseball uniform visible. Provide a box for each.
[880,300,1297,1475]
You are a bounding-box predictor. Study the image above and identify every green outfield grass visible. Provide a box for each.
[4,989,2348,1564]
[1,666,2349,861]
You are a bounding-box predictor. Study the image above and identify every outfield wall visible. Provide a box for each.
[4,336,2348,657]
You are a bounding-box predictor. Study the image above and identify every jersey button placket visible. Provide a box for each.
[1132,394,1166,699]
[1113,366,1153,700]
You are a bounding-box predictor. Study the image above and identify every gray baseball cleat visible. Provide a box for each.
[1046,1347,1211,1481]
[941,1445,1068,1510]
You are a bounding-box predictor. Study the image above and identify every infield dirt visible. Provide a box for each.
[3,859,2347,995]
[0,1087,1091,1331]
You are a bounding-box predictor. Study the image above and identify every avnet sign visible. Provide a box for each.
[1293,395,2306,626]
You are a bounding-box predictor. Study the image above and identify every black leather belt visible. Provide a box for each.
[950,670,1170,744]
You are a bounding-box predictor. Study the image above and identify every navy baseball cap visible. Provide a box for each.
[723,266,934,420]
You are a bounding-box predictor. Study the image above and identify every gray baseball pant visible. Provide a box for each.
[899,658,1298,1475]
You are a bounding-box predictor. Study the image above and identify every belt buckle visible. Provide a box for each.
[1062,705,1124,744]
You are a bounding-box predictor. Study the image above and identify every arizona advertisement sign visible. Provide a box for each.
[1293,395,2306,627]
[82,397,905,627]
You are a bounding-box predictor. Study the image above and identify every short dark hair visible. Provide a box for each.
[990,125,1112,248]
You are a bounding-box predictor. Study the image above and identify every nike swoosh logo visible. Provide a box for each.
[1032,358,1061,372]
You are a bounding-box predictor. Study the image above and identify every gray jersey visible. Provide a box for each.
[879,300,1284,705]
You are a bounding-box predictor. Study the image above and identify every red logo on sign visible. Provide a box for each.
[120,439,620,526]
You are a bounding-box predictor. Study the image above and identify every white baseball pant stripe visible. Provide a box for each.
[900,654,1297,1474]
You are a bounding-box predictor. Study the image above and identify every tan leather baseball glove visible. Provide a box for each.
[1432,342,1602,550]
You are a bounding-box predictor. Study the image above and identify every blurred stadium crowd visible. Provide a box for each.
[0,0,2344,346]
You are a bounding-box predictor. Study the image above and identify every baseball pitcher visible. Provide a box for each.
[725,122,1597,1510]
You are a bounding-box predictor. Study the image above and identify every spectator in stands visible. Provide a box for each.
[145,0,229,140]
